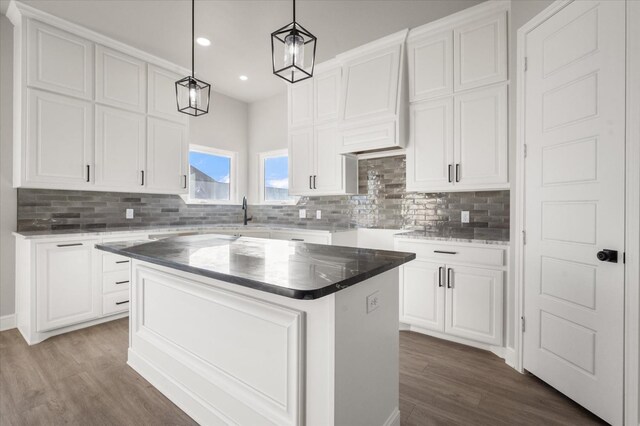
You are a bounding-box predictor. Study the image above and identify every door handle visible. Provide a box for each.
[438,266,444,287]
[455,164,460,183]
[447,268,453,288]
[597,249,618,263]
[448,164,452,183]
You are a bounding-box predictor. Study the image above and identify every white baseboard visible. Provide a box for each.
[504,347,517,369]
[0,314,16,331]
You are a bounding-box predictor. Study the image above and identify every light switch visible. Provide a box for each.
[126,209,134,219]
[299,209,306,219]
[461,211,470,223]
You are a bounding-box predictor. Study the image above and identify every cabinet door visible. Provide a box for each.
[313,124,344,193]
[445,265,503,346]
[148,65,186,124]
[288,79,314,129]
[406,98,454,192]
[408,31,453,102]
[146,118,188,193]
[340,43,402,124]
[454,11,507,92]
[27,20,93,100]
[26,89,93,186]
[288,127,314,195]
[96,45,146,112]
[399,260,445,332]
[95,105,146,189]
[454,85,508,188]
[314,67,341,124]
[36,240,100,332]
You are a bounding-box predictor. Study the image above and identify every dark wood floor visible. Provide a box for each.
[0,319,604,425]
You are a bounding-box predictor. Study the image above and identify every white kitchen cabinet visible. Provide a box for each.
[27,19,93,100]
[288,127,315,195]
[35,240,100,332]
[406,97,454,192]
[396,238,506,348]
[148,65,186,124]
[146,118,188,193]
[454,11,507,92]
[399,260,445,332]
[95,105,146,189]
[314,66,341,124]
[288,79,314,129]
[337,30,408,153]
[454,85,508,188]
[407,31,453,102]
[96,45,146,113]
[25,89,93,187]
[445,265,503,346]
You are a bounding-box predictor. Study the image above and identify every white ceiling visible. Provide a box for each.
[1,0,483,103]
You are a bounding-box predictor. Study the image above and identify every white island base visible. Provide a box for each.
[127,260,401,426]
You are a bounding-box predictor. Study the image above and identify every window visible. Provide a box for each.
[259,150,296,204]
[187,145,237,204]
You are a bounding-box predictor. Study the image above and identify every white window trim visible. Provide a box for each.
[182,144,239,205]
[259,149,297,205]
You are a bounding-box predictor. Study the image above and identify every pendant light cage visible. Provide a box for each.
[176,0,211,116]
[271,0,316,84]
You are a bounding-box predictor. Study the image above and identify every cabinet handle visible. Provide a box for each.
[115,260,130,264]
[455,164,460,183]
[447,268,453,289]
[438,266,444,287]
[86,165,90,182]
[309,175,312,189]
[448,164,452,183]
[141,170,145,186]
[183,174,187,189]
[434,250,457,255]
[57,243,82,247]
[313,175,317,189]
[115,280,129,285]
[291,238,305,241]
[115,300,129,305]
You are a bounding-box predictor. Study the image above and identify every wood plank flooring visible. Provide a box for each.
[0,319,605,425]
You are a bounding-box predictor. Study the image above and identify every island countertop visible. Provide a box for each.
[96,234,415,300]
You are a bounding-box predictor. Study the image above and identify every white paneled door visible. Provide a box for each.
[523,2,625,424]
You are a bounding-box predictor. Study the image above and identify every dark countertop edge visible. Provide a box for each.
[95,243,416,300]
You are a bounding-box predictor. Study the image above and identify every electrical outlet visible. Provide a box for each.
[366,291,380,313]
[126,209,134,219]
[461,211,470,223]
[299,209,306,219]
[316,210,322,220]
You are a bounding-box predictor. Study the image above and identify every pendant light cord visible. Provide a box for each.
[292,0,296,23]
[191,0,195,78]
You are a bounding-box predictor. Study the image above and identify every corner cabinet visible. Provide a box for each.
[8,2,189,195]
[337,30,408,154]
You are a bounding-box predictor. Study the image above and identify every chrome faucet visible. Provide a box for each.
[242,196,252,226]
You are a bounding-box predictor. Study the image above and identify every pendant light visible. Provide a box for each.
[175,0,211,116]
[271,0,317,84]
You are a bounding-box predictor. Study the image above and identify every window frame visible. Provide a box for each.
[259,149,297,205]
[184,144,238,205]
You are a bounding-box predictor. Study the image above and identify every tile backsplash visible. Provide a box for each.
[17,155,509,239]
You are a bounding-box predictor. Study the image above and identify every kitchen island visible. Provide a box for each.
[96,234,415,426]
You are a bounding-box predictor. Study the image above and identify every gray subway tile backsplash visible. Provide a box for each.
[17,155,509,239]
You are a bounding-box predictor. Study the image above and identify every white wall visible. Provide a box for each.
[0,14,16,320]
[189,91,249,204]
[247,92,287,203]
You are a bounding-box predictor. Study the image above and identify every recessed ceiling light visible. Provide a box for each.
[196,37,211,46]
[239,75,248,81]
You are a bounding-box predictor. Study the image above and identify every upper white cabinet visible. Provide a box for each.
[96,45,146,113]
[314,67,341,124]
[407,31,453,102]
[148,65,186,124]
[9,2,190,194]
[95,105,146,189]
[454,11,507,92]
[337,30,408,154]
[26,89,93,187]
[27,20,93,100]
[288,79,314,129]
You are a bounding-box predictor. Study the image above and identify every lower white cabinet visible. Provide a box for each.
[35,239,100,332]
[396,238,506,347]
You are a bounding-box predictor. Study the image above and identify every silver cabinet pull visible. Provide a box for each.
[57,243,82,247]
[438,266,444,287]
[434,250,457,255]
[447,268,453,289]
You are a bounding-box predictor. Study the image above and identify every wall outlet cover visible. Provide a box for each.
[366,291,380,314]
[461,211,470,223]
[299,209,306,219]
[316,210,322,220]
[126,209,134,219]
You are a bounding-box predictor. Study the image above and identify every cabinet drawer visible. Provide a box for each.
[102,269,130,294]
[103,291,130,315]
[396,239,505,267]
[102,253,131,272]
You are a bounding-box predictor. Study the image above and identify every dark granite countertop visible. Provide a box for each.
[96,234,415,300]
